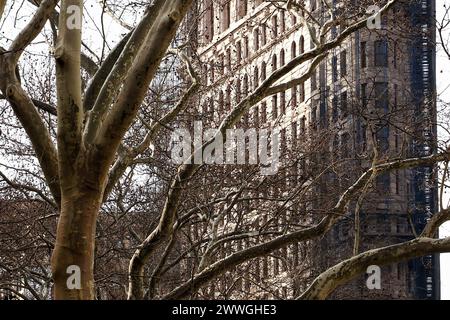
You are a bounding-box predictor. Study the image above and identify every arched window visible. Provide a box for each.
[280,49,285,67]
[272,15,278,39]
[291,41,297,60]
[291,13,297,26]
[253,66,259,89]
[299,36,305,54]
[261,61,267,80]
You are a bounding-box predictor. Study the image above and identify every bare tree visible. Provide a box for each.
[0,0,449,301]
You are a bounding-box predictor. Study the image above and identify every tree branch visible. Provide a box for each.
[162,152,449,299]
[298,236,450,300]
[9,0,59,63]
[126,0,401,300]
[55,0,84,184]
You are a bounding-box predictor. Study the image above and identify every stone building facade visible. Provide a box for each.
[194,0,439,299]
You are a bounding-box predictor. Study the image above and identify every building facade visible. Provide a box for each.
[194,0,439,299]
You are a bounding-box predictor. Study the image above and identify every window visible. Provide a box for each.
[280,128,286,157]
[299,36,305,54]
[219,90,224,114]
[340,91,348,116]
[261,24,267,46]
[272,54,277,72]
[237,0,247,19]
[361,83,367,107]
[280,11,285,33]
[310,71,317,92]
[291,121,298,145]
[225,85,231,110]
[340,50,347,77]
[236,78,241,103]
[280,91,286,114]
[243,36,249,59]
[226,48,231,73]
[261,61,267,80]
[360,41,367,68]
[272,15,278,39]
[210,61,215,83]
[376,172,390,192]
[253,28,260,51]
[221,1,231,32]
[261,102,267,123]
[219,54,224,75]
[204,0,214,42]
[299,82,305,102]
[341,132,350,157]
[394,128,400,152]
[356,121,367,152]
[291,41,297,60]
[236,41,242,63]
[393,43,397,68]
[243,75,249,99]
[395,170,400,194]
[332,96,338,122]
[332,55,338,82]
[310,28,316,49]
[374,40,388,67]
[202,65,208,84]
[394,84,398,109]
[253,105,259,126]
[311,0,317,11]
[280,49,285,67]
[291,86,297,109]
[374,82,388,109]
[253,67,259,89]
[311,106,317,127]
[209,97,214,119]
[376,125,390,152]
[300,116,306,133]
[272,95,278,119]
[291,13,297,26]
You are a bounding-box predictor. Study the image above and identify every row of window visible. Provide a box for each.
[336,215,411,241]
[361,39,396,69]
[202,0,319,42]
[207,35,305,83]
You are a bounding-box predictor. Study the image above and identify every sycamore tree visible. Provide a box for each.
[1,0,450,300]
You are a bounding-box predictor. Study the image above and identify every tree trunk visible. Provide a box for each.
[51,189,102,300]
